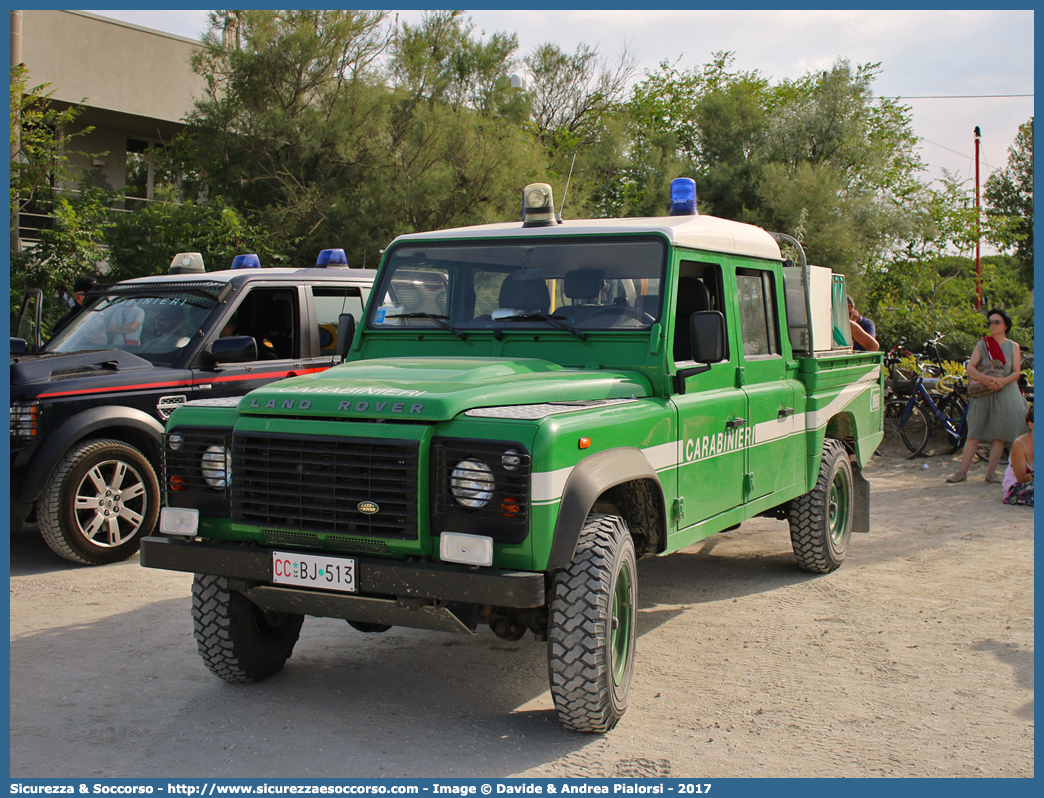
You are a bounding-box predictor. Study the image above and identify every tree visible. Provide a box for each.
[756,60,926,275]
[626,55,929,274]
[10,64,93,251]
[180,9,392,266]
[10,64,109,330]
[867,254,1032,358]
[629,54,769,220]
[985,118,1033,286]
[106,197,272,281]
[521,41,638,217]
[382,11,542,235]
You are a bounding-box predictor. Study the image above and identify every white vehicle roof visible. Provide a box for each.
[391,214,782,261]
[117,267,376,286]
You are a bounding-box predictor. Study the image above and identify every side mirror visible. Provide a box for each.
[690,310,725,363]
[11,337,28,355]
[674,311,726,395]
[203,335,258,365]
[335,313,356,361]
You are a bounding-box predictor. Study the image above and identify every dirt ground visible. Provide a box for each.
[9,454,1034,779]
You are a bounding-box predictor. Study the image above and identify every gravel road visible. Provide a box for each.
[9,455,1034,778]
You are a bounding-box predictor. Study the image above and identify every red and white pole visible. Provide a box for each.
[974,126,982,310]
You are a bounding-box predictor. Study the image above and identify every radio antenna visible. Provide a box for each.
[556,151,578,224]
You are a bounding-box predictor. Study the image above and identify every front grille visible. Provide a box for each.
[261,529,391,555]
[232,432,419,539]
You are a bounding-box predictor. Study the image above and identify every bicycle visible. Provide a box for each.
[879,372,971,459]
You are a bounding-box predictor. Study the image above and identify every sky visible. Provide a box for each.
[84,8,1034,191]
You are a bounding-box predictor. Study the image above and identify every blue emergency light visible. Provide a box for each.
[668,177,697,216]
[316,248,348,267]
[230,253,262,269]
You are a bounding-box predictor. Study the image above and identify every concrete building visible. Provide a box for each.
[11,9,207,247]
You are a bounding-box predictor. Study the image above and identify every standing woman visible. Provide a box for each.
[947,308,1030,484]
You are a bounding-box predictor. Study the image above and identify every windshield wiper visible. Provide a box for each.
[501,313,587,341]
[385,312,468,340]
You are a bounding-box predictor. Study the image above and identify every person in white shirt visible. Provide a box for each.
[108,300,145,345]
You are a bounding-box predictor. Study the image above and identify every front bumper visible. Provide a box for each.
[139,536,547,634]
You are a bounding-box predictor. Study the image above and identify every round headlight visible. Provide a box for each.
[450,458,494,508]
[168,433,184,450]
[201,445,231,489]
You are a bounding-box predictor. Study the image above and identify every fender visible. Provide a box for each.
[546,447,666,570]
[17,406,165,504]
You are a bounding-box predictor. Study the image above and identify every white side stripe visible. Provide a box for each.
[531,365,880,504]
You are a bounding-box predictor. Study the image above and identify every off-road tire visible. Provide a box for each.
[37,438,159,565]
[548,513,637,733]
[192,573,304,683]
[788,439,853,574]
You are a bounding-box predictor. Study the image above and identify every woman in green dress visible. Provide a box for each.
[947,308,1030,484]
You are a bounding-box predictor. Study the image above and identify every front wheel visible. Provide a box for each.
[788,439,854,573]
[37,438,160,564]
[192,573,304,683]
[922,393,967,456]
[548,514,637,733]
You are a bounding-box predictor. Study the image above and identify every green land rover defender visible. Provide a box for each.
[141,178,884,732]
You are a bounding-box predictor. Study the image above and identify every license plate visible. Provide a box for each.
[272,551,357,593]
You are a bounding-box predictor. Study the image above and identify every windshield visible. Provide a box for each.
[45,291,219,365]
[368,238,666,334]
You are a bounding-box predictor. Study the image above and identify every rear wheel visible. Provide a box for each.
[788,439,853,573]
[548,513,637,733]
[878,399,929,459]
[192,573,304,683]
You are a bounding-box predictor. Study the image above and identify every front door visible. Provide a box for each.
[191,285,319,401]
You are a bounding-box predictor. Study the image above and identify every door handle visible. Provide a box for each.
[726,417,747,428]
[778,407,795,418]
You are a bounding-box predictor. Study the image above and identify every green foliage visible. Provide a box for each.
[106,198,276,281]
[985,118,1033,287]
[10,64,93,222]
[383,11,544,237]
[10,172,113,336]
[391,10,523,118]
[520,41,637,217]
[625,55,928,276]
[866,254,1033,359]
[11,64,104,320]
[13,172,113,298]
[180,9,391,266]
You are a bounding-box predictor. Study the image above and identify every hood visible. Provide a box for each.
[10,349,154,386]
[239,357,652,422]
